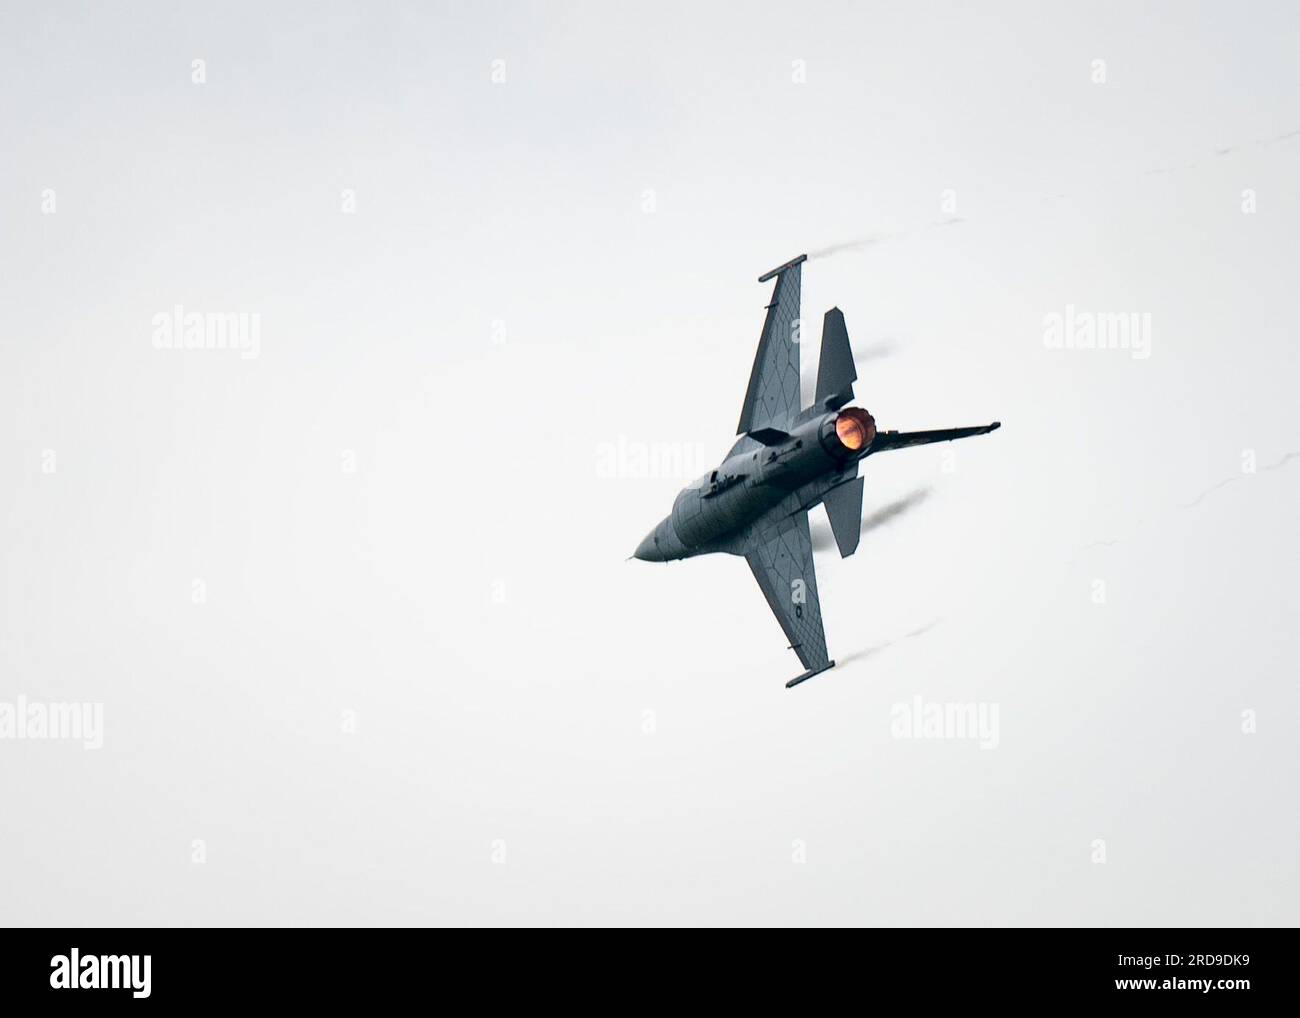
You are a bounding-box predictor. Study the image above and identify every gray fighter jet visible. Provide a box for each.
[633,254,1000,688]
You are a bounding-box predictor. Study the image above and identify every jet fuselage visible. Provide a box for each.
[634,406,876,561]
[631,251,999,687]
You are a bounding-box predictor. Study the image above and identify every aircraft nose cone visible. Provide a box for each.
[633,529,663,562]
[634,517,686,562]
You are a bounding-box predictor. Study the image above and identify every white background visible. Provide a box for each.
[2,1,1297,925]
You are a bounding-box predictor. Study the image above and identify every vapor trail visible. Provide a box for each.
[807,218,966,263]
[836,618,942,668]
[809,486,933,552]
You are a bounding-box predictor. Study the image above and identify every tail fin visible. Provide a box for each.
[814,307,857,411]
[870,422,1001,454]
[822,477,864,558]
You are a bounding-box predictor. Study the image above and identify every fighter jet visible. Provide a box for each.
[633,254,1000,688]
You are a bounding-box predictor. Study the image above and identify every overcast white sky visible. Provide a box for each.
[1,1,1297,926]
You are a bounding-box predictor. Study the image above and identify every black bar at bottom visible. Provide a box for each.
[0,929,1281,1006]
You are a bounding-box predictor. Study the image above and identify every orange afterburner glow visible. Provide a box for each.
[833,408,876,452]
[835,415,867,450]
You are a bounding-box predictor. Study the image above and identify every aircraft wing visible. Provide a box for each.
[743,508,835,688]
[737,255,807,435]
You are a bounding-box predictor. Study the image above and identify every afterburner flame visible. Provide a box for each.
[836,415,867,450]
[834,408,876,451]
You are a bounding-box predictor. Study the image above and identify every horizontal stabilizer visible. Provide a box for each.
[814,307,857,411]
[822,477,864,558]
